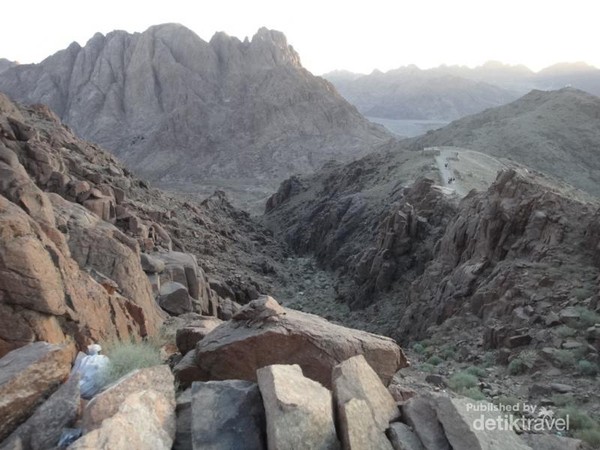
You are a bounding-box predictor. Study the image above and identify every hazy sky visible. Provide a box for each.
[1,0,599,74]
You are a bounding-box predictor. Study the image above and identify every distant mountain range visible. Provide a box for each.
[0,58,15,74]
[324,61,600,122]
[0,24,389,208]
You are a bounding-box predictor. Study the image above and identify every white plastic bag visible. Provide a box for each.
[71,344,110,399]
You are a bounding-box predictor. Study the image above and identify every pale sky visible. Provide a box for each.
[1,0,599,74]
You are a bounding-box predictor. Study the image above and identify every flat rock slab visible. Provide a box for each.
[338,398,393,450]
[69,389,175,450]
[82,365,174,431]
[195,296,407,388]
[257,364,340,450]
[0,341,74,441]
[434,396,532,450]
[191,380,265,450]
[332,355,400,432]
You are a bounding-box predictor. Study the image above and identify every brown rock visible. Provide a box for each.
[2,374,80,450]
[82,365,174,431]
[173,350,204,387]
[69,389,175,450]
[257,364,340,450]
[332,355,400,432]
[0,342,74,441]
[175,318,223,355]
[193,296,406,388]
[338,398,393,450]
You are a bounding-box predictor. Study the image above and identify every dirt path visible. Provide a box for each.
[433,147,468,196]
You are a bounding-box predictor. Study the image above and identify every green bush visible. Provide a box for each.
[575,307,600,328]
[462,387,486,401]
[557,407,596,430]
[575,428,600,448]
[101,339,162,385]
[481,351,496,368]
[448,372,478,391]
[465,365,487,378]
[577,360,599,376]
[426,355,443,366]
[553,349,577,369]
[419,363,435,373]
[440,345,457,360]
[556,325,577,338]
[412,342,426,354]
[508,358,528,375]
[550,394,575,407]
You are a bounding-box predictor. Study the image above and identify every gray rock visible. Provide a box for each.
[140,253,165,274]
[549,383,574,393]
[257,364,340,450]
[386,422,425,450]
[401,396,450,450]
[520,433,582,450]
[434,396,531,450]
[159,281,193,316]
[173,389,192,450]
[191,380,265,450]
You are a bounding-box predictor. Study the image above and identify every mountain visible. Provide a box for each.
[324,66,520,121]
[324,61,600,127]
[410,87,600,196]
[0,58,16,74]
[0,24,389,208]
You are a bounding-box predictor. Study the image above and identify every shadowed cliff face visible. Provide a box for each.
[0,24,390,208]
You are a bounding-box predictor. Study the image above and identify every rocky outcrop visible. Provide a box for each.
[179,296,407,388]
[0,342,75,441]
[0,25,389,206]
[257,364,340,450]
[175,317,222,355]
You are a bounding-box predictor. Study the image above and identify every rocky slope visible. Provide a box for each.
[0,24,390,208]
[0,92,293,357]
[409,88,600,197]
[264,90,600,441]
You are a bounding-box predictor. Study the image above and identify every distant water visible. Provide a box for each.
[367,117,449,138]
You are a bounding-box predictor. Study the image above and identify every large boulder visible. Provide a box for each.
[386,422,425,450]
[1,374,80,449]
[159,281,193,316]
[154,251,219,316]
[190,296,407,388]
[434,396,531,450]
[68,389,175,450]
[401,396,451,450]
[82,365,174,431]
[332,355,400,432]
[191,380,266,450]
[257,364,340,450]
[0,342,74,441]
